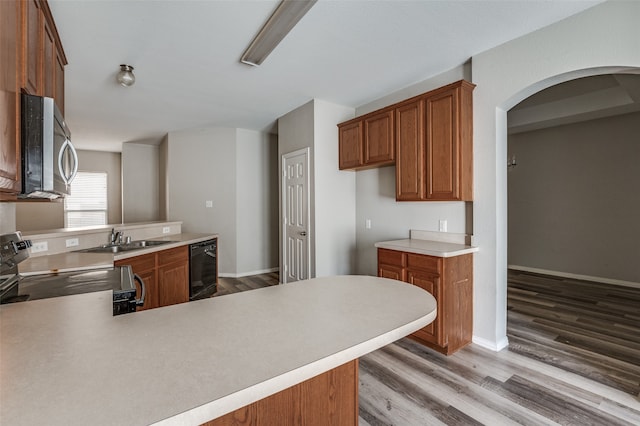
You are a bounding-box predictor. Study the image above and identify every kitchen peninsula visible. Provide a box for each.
[0,275,436,425]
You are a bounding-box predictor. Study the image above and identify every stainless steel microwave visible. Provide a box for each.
[20,94,78,199]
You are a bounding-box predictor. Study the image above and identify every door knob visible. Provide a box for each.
[300,231,307,236]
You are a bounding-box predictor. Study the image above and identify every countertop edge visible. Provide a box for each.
[375,239,478,258]
[19,234,218,275]
[112,234,218,261]
[155,309,437,425]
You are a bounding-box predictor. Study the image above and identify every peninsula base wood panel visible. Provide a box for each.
[202,360,358,426]
[378,248,473,355]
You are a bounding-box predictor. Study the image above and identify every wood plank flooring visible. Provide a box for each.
[213,271,640,425]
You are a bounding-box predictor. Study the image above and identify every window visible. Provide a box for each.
[64,171,108,228]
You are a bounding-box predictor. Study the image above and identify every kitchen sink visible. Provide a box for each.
[77,240,177,254]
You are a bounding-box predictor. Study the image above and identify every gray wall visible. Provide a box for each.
[166,126,278,277]
[508,111,640,283]
[15,149,122,231]
[278,101,317,277]
[471,0,640,349]
[122,143,160,223]
[236,129,279,274]
[354,65,471,276]
[277,99,357,279]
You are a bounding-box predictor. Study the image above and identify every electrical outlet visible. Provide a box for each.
[439,220,448,232]
[365,219,372,229]
[31,241,48,253]
[205,200,213,208]
[65,238,79,248]
[162,227,171,234]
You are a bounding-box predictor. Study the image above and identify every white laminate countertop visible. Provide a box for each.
[375,238,478,257]
[18,233,217,276]
[0,275,436,426]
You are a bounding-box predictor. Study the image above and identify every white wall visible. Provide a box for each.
[235,129,279,275]
[313,100,357,276]
[167,127,238,274]
[354,65,471,276]
[508,111,640,284]
[277,99,357,279]
[472,0,640,350]
[122,143,159,223]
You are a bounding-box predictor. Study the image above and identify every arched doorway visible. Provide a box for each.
[496,66,640,344]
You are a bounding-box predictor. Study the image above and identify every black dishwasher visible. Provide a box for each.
[189,239,217,300]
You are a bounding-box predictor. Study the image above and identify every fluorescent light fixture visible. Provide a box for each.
[241,0,317,67]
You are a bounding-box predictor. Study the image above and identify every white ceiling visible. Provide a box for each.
[48,0,603,152]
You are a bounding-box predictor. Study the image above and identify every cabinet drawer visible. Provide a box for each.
[378,248,405,267]
[158,245,188,265]
[407,253,441,274]
[116,253,155,272]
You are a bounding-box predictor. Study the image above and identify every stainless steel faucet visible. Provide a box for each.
[109,228,121,245]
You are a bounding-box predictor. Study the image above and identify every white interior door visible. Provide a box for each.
[282,148,310,283]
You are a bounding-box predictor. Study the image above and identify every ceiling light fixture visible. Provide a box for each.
[116,64,135,87]
[241,0,317,67]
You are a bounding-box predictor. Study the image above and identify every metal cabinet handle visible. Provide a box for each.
[300,231,307,236]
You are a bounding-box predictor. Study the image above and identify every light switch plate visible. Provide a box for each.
[205,200,213,208]
[439,220,448,232]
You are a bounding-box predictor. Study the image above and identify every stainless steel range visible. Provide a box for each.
[0,232,145,315]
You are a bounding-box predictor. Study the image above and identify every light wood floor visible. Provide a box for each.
[215,271,640,425]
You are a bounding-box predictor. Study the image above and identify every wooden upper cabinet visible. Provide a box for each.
[20,0,67,109]
[54,46,65,114]
[338,121,363,170]
[0,0,22,201]
[337,80,474,200]
[395,99,424,201]
[363,109,394,166]
[42,18,55,98]
[338,109,394,170]
[395,80,474,201]
[23,0,41,96]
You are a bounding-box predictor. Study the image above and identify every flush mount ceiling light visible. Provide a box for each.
[116,64,135,87]
[241,0,317,67]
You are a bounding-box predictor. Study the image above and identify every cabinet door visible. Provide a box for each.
[363,109,394,166]
[54,47,65,114]
[158,259,189,307]
[135,269,158,311]
[115,253,158,310]
[22,0,42,95]
[425,87,460,200]
[407,270,444,346]
[0,0,21,200]
[42,18,55,99]
[338,121,363,170]
[395,99,424,201]
[378,264,404,281]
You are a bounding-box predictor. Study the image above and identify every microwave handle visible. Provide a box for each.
[58,138,79,186]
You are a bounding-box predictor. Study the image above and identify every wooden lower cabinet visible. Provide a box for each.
[115,245,189,311]
[203,360,358,426]
[378,248,473,355]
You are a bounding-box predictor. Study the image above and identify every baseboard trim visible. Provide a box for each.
[472,335,509,352]
[508,265,640,289]
[219,267,279,279]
